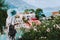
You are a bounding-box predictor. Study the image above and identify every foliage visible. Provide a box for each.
[0,0,8,34]
[41,14,46,17]
[21,16,60,40]
[35,8,43,20]
[54,16,60,24]
[24,8,45,20]
[29,9,35,13]
[22,16,28,23]
[24,9,29,13]
[24,9,35,13]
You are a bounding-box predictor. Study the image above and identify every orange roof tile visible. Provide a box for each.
[52,12,59,15]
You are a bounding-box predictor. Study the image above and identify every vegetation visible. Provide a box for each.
[24,8,45,20]
[21,16,60,40]
[0,0,8,34]
[35,8,43,20]
[24,9,35,14]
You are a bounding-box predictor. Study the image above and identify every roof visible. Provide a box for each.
[52,12,59,15]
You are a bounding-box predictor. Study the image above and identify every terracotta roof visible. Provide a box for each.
[52,12,59,15]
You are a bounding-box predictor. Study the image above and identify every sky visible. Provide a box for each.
[5,0,60,9]
[5,0,60,17]
[23,0,60,8]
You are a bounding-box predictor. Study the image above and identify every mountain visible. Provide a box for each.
[5,0,37,11]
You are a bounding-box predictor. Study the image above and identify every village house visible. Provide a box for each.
[52,11,60,16]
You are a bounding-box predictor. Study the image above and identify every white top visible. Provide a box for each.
[6,16,15,27]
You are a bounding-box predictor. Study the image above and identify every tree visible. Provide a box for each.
[35,8,43,20]
[24,9,35,14]
[24,9,29,14]
[29,9,35,13]
[0,0,8,34]
[41,14,46,17]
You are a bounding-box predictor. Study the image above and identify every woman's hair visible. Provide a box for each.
[11,10,16,16]
[9,25,14,31]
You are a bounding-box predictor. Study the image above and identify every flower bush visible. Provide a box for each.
[21,16,60,40]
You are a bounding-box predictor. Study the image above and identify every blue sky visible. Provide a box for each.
[5,0,60,8]
[23,0,60,8]
[5,0,60,10]
[5,0,60,17]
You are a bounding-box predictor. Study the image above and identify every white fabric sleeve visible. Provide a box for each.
[11,17,15,25]
[6,17,11,27]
